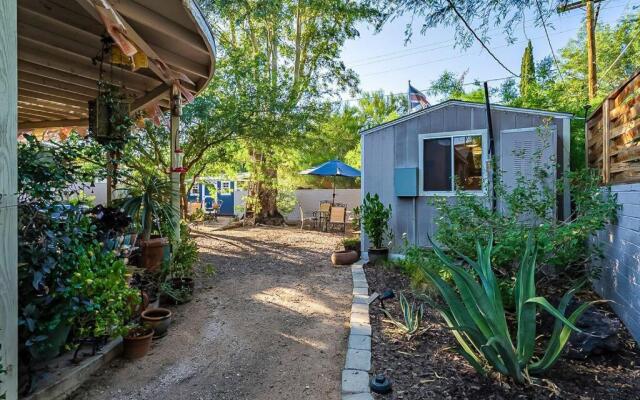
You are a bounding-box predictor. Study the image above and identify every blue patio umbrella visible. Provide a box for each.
[300,160,361,204]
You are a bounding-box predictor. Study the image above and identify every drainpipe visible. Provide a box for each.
[484,81,497,212]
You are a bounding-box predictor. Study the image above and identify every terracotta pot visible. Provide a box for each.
[140,237,169,271]
[368,248,389,265]
[122,327,154,360]
[331,250,359,266]
[141,308,172,339]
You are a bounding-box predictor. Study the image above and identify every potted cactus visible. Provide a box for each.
[361,193,392,264]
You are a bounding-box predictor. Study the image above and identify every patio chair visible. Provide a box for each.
[299,205,318,230]
[313,200,332,231]
[328,204,347,233]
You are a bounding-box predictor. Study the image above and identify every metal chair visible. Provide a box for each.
[328,203,347,233]
[313,200,332,231]
[299,205,318,230]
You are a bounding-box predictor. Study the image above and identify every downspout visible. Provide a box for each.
[484,81,497,212]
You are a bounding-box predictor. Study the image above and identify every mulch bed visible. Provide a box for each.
[365,263,640,400]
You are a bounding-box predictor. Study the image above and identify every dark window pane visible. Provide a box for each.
[423,138,451,191]
[453,136,483,190]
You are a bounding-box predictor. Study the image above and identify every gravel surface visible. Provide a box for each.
[70,226,351,400]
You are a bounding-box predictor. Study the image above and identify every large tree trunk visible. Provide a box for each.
[247,150,284,225]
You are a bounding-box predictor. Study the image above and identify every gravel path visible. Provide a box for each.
[71,226,351,400]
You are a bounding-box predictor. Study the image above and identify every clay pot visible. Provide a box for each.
[122,326,154,360]
[368,248,389,265]
[140,237,169,271]
[331,250,359,266]
[141,308,172,339]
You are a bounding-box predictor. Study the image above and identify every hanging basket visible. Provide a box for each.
[89,83,133,146]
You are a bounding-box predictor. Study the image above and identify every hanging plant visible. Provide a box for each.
[88,81,134,147]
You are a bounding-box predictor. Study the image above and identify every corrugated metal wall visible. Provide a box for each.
[361,103,568,251]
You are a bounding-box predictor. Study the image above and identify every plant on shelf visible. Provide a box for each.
[381,292,423,337]
[119,174,176,271]
[69,242,140,347]
[361,192,392,264]
[422,233,604,384]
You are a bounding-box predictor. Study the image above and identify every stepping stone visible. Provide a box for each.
[350,321,371,336]
[341,370,370,394]
[344,349,371,371]
[348,334,371,351]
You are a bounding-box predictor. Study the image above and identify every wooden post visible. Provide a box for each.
[602,98,612,184]
[0,1,18,399]
[170,83,181,242]
[586,0,597,100]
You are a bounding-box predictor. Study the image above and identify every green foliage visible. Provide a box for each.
[520,40,535,97]
[159,282,193,304]
[361,193,392,249]
[118,175,177,241]
[433,144,617,277]
[170,223,199,279]
[68,242,139,339]
[342,237,361,252]
[381,292,424,337]
[351,206,361,231]
[423,234,602,383]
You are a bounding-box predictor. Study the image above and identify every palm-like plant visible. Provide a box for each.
[422,234,603,383]
[119,175,177,240]
[381,292,423,337]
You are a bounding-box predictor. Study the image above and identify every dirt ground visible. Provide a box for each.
[70,226,351,400]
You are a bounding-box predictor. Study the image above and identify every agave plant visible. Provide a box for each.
[422,234,603,383]
[381,292,423,336]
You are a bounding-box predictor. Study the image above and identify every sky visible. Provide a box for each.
[338,0,639,103]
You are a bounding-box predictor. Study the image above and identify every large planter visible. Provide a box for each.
[140,237,169,271]
[368,248,389,265]
[29,323,71,362]
[331,250,359,266]
[122,326,154,360]
[141,308,172,339]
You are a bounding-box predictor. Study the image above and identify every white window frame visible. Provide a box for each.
[418,129,488,197]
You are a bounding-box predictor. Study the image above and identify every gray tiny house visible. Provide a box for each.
[360,100,572,257]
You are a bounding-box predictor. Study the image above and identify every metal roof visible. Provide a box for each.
[360,99,573,136]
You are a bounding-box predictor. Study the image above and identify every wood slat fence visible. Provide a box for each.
[587,70,640,184]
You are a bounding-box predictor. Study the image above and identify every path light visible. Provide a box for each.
[378,289,395,309]
[370,374,392,394]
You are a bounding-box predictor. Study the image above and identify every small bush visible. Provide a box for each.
[361,193,392,249]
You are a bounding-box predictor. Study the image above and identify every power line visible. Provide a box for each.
[444,0,519,77]
[535,0,566,79]
[360,26,578,77]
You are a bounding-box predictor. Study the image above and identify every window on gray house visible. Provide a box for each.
[423,135,483,192]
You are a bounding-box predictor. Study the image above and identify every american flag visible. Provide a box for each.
[408,82,430,111]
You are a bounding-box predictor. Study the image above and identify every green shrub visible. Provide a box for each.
[422,234,603,383]
[361,193,392,249]
[170,223,199,279]
[433,167,617,279]
[342,237,361,252]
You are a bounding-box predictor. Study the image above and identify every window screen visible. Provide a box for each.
[453,136,483,190]
[423,138,452,191]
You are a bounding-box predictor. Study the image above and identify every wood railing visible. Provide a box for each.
[587,71,640,184]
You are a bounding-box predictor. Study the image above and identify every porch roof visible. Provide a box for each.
[17,0,216,130]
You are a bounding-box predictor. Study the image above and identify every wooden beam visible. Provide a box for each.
[18,37,162,92]
[131,83,170,113]
[19,81,94,102]
[18,71,100,98]
[18,96,86,114]
[112,0,210,57]
[19,88,88,109]
[19,118,89,130]
[0,0,18,398]
[19,61,108,92]
[18,104,84,120]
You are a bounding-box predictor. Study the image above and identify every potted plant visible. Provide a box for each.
[140,308,172,339]
[120,175,176,271]
[160,224,198,304]
[122,323,154,360]
[361,193,392,264]
[331,237,361,266]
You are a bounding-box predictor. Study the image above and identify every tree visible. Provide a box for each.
[520,40,535,97]
[199,0,379,224]
[428,70,486,102]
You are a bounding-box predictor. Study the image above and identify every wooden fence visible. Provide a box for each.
[587,70,640,184]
